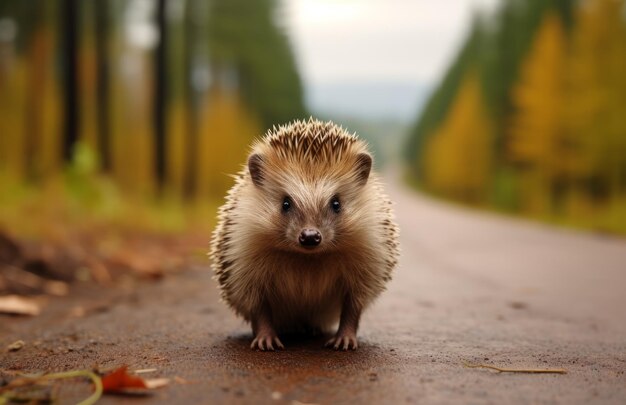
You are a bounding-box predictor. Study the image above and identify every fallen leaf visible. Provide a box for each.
[101,366,147,393]
[84,257,113,285]
[98,366,172,397]
[69,302,110,318]
[7,340,25,352]
[0,231,21,265]
[3,266,43,290]
[70,305,86,318]
[43,280,69,296]
[108,250,163,279]
[0,295,41,316]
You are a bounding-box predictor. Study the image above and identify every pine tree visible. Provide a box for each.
[207,0,307,129]
[508,12,569,215]
[567,0,626,201]
[406,19,485,176]
[424,72,492,202]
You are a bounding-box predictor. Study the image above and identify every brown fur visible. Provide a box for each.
[210,118,399,334]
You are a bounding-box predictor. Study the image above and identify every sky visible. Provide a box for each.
[284,0,501,86]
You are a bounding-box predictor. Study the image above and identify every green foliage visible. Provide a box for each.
[71,141,99,176]
[490,168,521,212]
[207,0,308,128]
[403,18,484,169]
[65,142,123,223]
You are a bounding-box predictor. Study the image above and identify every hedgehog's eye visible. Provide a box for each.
[282,196,292,213]
[331,196,341,213]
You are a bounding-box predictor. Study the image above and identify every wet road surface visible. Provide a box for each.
[2,182,626,404]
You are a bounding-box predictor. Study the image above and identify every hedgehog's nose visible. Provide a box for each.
[299,228,322,247]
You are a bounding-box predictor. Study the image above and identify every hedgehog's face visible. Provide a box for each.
[247,152,372,254]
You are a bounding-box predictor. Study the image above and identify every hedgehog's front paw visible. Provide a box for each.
[325,331,358,351]
[251,332,284,351]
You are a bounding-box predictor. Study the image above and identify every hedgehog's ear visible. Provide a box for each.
[248,153,264,187]
[355,153,372,186]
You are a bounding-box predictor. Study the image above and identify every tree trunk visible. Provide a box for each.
[183,0,197,199]
[23,7,46,181]
[94,0,111,172]
[61,0,79,163]
[154,0,168,192]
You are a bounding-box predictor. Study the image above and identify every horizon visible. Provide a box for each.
[284,0,501,121]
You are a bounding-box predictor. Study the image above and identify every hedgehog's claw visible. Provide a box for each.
[325,333,358,351]
[274,336,285,350]
[251,333,284,351]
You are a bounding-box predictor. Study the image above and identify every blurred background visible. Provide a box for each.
[0,0,625,296]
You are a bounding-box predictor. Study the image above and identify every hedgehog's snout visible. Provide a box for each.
[299,228,322,248]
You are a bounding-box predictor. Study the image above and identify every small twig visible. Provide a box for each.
[133,368,158,374]
[464,362,567,374]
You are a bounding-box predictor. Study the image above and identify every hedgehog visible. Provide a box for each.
[210,118,399,351]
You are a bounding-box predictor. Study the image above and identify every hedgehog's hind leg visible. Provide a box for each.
[250,302,284,351]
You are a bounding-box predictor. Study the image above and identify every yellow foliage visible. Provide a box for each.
[109,51,155,195]
[508,12,569,214]
[165,99,189,197]
[0,56,28,178]
[424,71,493,203]
[0,26,63,182]
[567,0,626,198]
[195,87,262,200]
[18,27,64,180]
[509,12,568,172]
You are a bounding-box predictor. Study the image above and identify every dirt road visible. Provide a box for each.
[2,182,626,404]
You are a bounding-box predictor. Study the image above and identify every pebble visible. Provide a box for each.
[7,340,25,352]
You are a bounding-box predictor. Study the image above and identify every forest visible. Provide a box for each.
[405,0,626,234]
[1,0,625,237]
[0,0,307,233]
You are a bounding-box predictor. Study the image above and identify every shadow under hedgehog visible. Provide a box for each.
[210,118,399,351]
